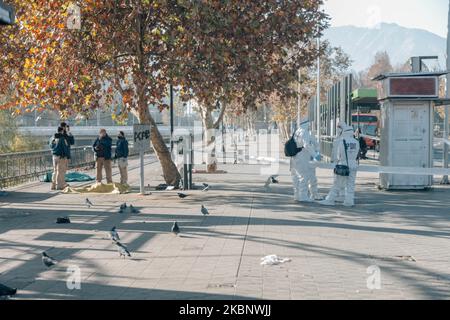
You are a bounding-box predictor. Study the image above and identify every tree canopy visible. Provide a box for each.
[1,0,329,182]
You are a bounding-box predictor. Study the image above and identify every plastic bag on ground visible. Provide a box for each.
[260,255,292,266]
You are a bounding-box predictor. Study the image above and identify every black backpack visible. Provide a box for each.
[284,132,303,157]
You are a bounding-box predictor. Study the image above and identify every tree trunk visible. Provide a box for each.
[201,103,226,173]
[202,108,218,173]
[136,99,181,186]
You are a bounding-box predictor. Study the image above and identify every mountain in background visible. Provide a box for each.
[324,23,446,72]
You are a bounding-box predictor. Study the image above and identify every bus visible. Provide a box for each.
[352,114,379,149]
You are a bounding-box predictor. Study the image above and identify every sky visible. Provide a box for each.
[324,0,448,38]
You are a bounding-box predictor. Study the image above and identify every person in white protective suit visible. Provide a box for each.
[320,121,360,207]
[290,120,322,203]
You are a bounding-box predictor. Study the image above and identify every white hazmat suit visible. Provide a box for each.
[290,121,321,203]
[320,123,360,207]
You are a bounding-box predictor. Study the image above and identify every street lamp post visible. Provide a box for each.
[442,0,450,185]
[297,69,302,127]
[170,84,174,153]
[316,37,321,149]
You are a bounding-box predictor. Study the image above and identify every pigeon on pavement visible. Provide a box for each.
[178,193,188,199]
[113,240,131,258]
[129,204,140,214]
[109,226,120,241]
[119,203,127,213]
[172,222,180,236]
[42,252,57,268]
[264,175,279,188]
[202,183,210,192]
[0,283,17,298]
[201,205,210,216]
[85,198,94,208]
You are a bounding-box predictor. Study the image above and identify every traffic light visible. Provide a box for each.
[0,1,15,25]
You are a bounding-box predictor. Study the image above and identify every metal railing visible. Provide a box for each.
[320,136,335,162]
[0,145,147,189]
[0,147,96,189]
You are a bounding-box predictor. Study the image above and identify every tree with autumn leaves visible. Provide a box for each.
[1,0,329,185]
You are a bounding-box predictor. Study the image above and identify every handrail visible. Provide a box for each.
[0,146,145,189]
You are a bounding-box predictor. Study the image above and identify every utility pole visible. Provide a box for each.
[442,0,450,185]
[441,1,450,184]
[297,69,302,127]
[316,37,321,148]
[170,84,174,153]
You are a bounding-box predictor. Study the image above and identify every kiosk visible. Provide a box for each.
[374,71,447,190]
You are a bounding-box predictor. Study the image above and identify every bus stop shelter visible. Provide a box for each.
[0,1,15,25]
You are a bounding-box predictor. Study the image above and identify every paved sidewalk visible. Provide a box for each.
[1,157,450,300]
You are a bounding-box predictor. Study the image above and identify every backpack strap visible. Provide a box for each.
[343,140,349,167]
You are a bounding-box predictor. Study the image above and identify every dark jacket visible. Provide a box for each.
[93,135,113,160]
[50,133,70,158]
[115,137,129,159]
[64,133,75,159]
[358,136,367,150]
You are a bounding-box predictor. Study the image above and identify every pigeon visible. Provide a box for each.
[119,203,127,213]
[42,252,57,268]
[129,205,140,214]
[202,183,210,192]
[172,222,180,236]
[201,205,210,216]
[113,240,131,258]
[56,217,71,224]
[264,175,279,188]
[178,193,188,199]
[0,283,17,298]
[85,198,94,208]
[109,226,120,241]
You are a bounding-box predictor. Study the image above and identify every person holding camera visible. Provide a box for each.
[59,122,75,181]
[49,127,70,190]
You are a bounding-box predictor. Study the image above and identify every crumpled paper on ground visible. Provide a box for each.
[260,255,292,266]
[63,182,131,195]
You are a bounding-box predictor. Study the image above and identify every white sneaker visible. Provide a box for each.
[319,199,335,206]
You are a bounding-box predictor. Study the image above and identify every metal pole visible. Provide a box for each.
[442,0,450,184]
[298,69,302,127]
[316,37,321,149]
[139,151,145,195]
[170,84,174,153]
[189,133,193,190]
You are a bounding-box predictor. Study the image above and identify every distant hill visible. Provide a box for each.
[323,23,446,72]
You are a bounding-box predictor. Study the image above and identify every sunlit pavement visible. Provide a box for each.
[1,157,450,300]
